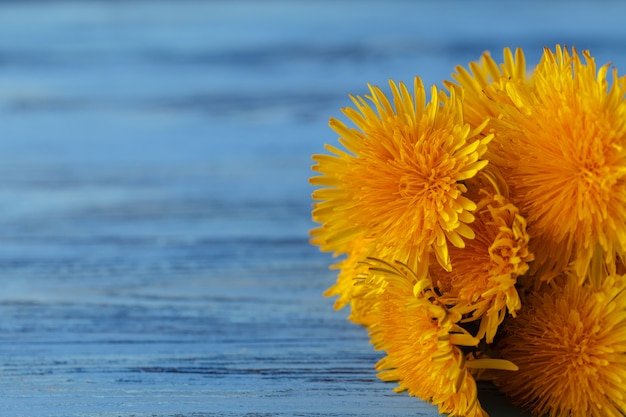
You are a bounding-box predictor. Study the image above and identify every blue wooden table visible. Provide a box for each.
[0,1,624,416]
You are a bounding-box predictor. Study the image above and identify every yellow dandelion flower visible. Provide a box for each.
[431,171,533,343]
[492,45,626,281]
[494,273,626,417]
[444,47,528,133]
[358,259,518,417]
[310,77,493,274]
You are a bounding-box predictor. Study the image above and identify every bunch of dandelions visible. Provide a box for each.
[310,45,626,417]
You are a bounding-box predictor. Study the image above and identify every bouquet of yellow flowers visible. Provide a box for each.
[310,45,626,417]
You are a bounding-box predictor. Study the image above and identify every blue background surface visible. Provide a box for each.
[0,1,624,415]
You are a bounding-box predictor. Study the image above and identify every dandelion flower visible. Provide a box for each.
[310,77,492,274]
[494,273,626,417]
[430,171,533,343]
[358,259,518,417]
[492,46,626,281]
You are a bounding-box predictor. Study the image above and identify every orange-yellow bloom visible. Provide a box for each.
[310,77,492,276]
[490,46,626,282]
[495,273,626,417]
[357,259,517,417]
[431,172,533,343]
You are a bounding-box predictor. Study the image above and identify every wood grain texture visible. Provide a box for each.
[0,1,624,416]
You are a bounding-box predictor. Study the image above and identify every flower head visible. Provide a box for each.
[357,259,518,417]
[494,273,626,417]
[310,77,492,274]
[491,46,626,281]
[431,171,533,343]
